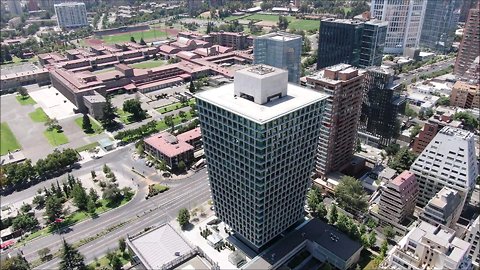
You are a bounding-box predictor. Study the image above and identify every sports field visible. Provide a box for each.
[1,122,21,155]
[243,14,319,31]
[100,29,168,44]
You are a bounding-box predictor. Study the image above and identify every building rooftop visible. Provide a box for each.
[144,132,194,158]
[257,31,302,41]
[321,18,364,25]
[428,187,461,211]
[244,218,363,269]
[391,170,415,189]
[176,127,201,142]
[196,66,328,124]
[127,224,194,270]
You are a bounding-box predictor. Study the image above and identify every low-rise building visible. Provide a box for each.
[419,187,463,229]
[244,218,363,270]
[83,94,106,119]
[0,68,51,92]
[464,216,480,268]
[144,128,202,170]
[377,171,418,234]
[126,223,215,270]
[384,221,473,270]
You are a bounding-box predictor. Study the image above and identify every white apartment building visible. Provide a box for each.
[371,0,427,54]
[464,216,480,268]
[385,221,473,270]
[410,127,478,207]
[54,2,88,28]
[419,187,463,229]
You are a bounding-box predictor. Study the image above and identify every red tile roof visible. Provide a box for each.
[145,132,194,158]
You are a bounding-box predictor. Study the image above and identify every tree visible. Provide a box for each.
[437,96,450,106]
[302,37,311,54]
[123,99,146,121]
[72,183,89,211]
[388,147,417,173]
[307,187,322,210]
[110,255,122,270]
[164,115,174,131]
[356,138,362,152]
[177,160,186,172]
[177,208,190,229]
[130,36,136,43]
[380,240,388,257]
[38,247,51,261]
[277,15,289,30]
[188,80,196,94]
[45,196,63,222]
[89,188,99,204]
[59,240,86,270]
[368,230,377,248]
[81,114,93,133]
[2,255,30,270]
[87,199,96,215]
[12,214,39,231]
[409,124,422,139]
[118,238,126,252]
[315,202,327,219]
[45,118,60,131]
[20,203,32,213]
[384,143,400,156]
[454,111,479,130]
[103,185,123,204]
[336,214,350,233]
[334,176,368,213]
[383,225,395,239]
[33,195,45,208]
[404,104,417,118]
[18,86,28,98]
[101,97,116,129]
[328,204,338,224]
[139,38,146,45]
[91,170,96,179]
[179,110,186,119]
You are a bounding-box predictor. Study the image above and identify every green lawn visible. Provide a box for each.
[116,108,151,125]
[245,14,284,22]
[223,15,248,21]
[156,111,193,130]
[242,14,319,31]
[289,19,320,31]
[0,122,21,155]
[88,250,130,269]
[0,56,38,67]
[156,98,195,114]
[29,108,49,122]
[75,142,100,152]
[43,129,69,146]
[100,29,167,44]
[15,95,37,105]
[130,60,166,69]
[74,116,103,135]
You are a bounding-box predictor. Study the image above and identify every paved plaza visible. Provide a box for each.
[29,86,77,120]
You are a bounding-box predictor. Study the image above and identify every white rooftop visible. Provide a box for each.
[196,67,329,124]
[258,32,302,42]
[128,224,194,269]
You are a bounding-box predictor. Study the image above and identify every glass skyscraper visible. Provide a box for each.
[317,19,364,69]
[253,32,302,84]
[196,65,327,251]
[359,20,388,68]
[420,0,460,53]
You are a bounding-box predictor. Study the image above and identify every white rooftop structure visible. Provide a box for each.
[196,65,329,124]
[127,224,195,269]
[385,221,473,270]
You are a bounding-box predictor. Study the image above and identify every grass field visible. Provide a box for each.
[156,98,195,114]
[44,129,69,146]
[75,142,99,152]
[0,122,21,155]
[29,108,49,122]
[74,116,103,135]
[15,95,37,105]
[100,29,167,44]
[243,14,319,31]
[88,250,130,269]
[130,59,166,69]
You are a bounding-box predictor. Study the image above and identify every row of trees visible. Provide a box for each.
[1,149,79,191]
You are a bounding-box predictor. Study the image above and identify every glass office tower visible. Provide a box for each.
[196,65,327,251]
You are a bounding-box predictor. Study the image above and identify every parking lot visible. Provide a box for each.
[0,84,110,162]
[0,62,38,76]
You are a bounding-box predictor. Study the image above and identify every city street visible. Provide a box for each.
[393,58,455,85]
[2,145,211,268]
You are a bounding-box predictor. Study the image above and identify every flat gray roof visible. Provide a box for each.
[128,224,194,269]
[196,82,328,124]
